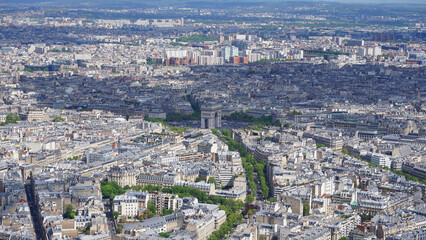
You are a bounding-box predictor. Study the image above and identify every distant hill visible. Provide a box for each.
[0,0,424,9]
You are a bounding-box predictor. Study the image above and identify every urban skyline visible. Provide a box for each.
[0,1,424,240]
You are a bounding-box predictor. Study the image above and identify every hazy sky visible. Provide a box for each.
[4,0,426,6]
[318,0,425,3]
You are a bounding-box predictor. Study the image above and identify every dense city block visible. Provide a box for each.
[0,1,424,240]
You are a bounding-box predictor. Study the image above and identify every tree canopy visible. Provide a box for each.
[207,177,217,187]
[63,204,75,219]
[303,200,310,216]
[52,116,65,122]
[218,129,269,199]
[223,110,280,127]
[0,113,21,126]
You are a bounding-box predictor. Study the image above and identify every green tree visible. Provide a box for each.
[113,211,119,219]
[143,185,161,191]
[52,116,65,122]
[247,209,254,215]
[63,204,75,219]
[303,200,310,216]
[161,208,174,216]
[339,237,349,240]
[360,214,373,222]
[116,225,122,234]
[207,177,217,187]
[100,181,125,200]
[142,209,153,219]
[148,202,157,215]
[268,197,276,202]
[342,148,348,155]
[209,234,219,240]
[220,129,232,137]
[159,232,170,238]
[211,129,221,138]
[288,110,302,115]
[82,225,90,235]
[195,175,207,182]
[223,111,280,127]
[232,200,245,212]
[5,113,21,124]
[245,194,254,204]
